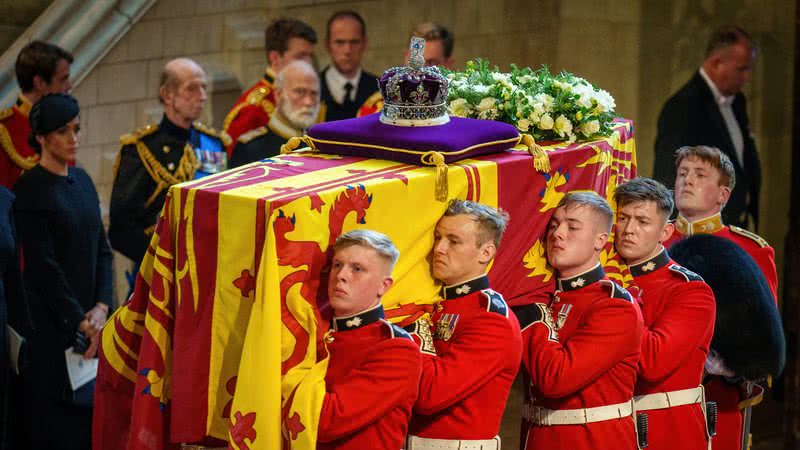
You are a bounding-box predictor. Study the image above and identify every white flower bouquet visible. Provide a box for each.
[443,60,618,143]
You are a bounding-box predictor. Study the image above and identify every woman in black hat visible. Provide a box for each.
[12,93,112,450]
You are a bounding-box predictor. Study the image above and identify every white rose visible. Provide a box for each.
[554,115,573,137]
[517,118,531,132]
[538,114,554,130]
[477,97,496,112]
[448,98,473,118]
[593,89,616,112]
[579,119,601,136]
[533,93,555,110]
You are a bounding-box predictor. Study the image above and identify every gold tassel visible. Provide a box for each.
[422,151,448,201]
[520,134,551,173]
[280,135,316,155]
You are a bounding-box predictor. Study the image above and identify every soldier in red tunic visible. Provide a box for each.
[516,192,643,450]
[404,199,521,450]
[316,229,421,450]
[0,41,73,188]
[614,178,716,450]
[222,18,317,156]
[663,145,779,450]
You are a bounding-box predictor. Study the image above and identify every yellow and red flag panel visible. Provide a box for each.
[94,119,636,450]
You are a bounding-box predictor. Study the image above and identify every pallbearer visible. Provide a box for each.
[404,199,522,450]
[516,192,643,450]
[615,178,716,450]
[316,230,421,450]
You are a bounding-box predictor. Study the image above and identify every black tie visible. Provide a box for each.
[343,82,355,108]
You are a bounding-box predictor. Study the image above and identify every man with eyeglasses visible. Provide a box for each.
[229,60,321,168]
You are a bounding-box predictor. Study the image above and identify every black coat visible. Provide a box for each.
[653,71,761,229]
[12,165,113,449]
[320,67,380,122]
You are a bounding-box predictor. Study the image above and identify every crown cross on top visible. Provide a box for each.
[409,37,426,69]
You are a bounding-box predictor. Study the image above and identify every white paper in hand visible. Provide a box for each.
[7,325,23,375]
[64,347,98,391]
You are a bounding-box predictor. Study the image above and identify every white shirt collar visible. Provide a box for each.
[325,65,362,103]
[699,67,735,106]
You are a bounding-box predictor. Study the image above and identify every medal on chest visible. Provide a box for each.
[435,313,459,341]
[549,291,572,331]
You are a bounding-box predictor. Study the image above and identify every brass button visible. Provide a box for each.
[167,162,175,171]
[163,145,170,154]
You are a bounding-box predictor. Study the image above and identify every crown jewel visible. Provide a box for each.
[378,38,450,126]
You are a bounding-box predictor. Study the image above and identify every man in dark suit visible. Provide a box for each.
[654,26,759,229]
[320,11,381,121]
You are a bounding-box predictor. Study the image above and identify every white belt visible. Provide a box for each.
[634,386,704,411]
[406,435,501,450]
[523,400,633,426]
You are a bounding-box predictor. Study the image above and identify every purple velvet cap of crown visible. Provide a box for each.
[306,113,520,164]
[379,66,448,106]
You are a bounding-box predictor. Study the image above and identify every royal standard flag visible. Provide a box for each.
[94,119,636,449]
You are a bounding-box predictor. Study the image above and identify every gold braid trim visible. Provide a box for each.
[0,109,12,120]
[192,121,231,146]
[223,84,274,131]
[120,124,159,146]
[136,141,198,208]
[0,122,39,171]
[237,127,268,144]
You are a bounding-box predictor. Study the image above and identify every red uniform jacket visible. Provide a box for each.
[630,248,715,450]
[0,95,38,188]
[223,70,277,156]
[517,264,643,450]
[665,214,778,450]
[408,275,522,440]
[318,304,421,450]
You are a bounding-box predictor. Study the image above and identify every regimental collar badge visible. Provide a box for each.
[629,247,671,277]
[332,304,385,332]
[435,313,460,341]
[557,264,605,292]
[442,275,490,300]
[675,213,724,236]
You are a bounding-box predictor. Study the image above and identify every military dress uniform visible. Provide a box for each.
[319,67,383,121]
[0,95,38,188]
[317,304,421,450]
[223,69,277,156]
[514,264,643,450]
[405,275,522,449]
[109,116,227,266]
[630,248,716,450]
[665,213,778,450]
[666,213,778,301]
[228,114,302,168]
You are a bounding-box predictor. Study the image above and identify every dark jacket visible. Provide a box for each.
[320,67,380,122]
[653,71,761,229]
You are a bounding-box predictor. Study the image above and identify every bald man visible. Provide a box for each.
[229,60,320,168]
[110,58,229,269]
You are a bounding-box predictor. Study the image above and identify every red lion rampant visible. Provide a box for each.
[273,184,373,374]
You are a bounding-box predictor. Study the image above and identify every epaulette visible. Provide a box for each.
[730,225,769,248]
[381,319,413,341]
[237,126,268,145]
[598,279,633,302]
[119,124,158,146]
[192,121,231,146]
[246,85,271,106]
[480,289,509,318]
[668,264,704,282]
[0,108,13,121]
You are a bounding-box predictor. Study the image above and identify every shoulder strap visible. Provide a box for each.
[730,225,769,248]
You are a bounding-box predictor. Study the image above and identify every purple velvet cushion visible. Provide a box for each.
[306,113,520,164]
